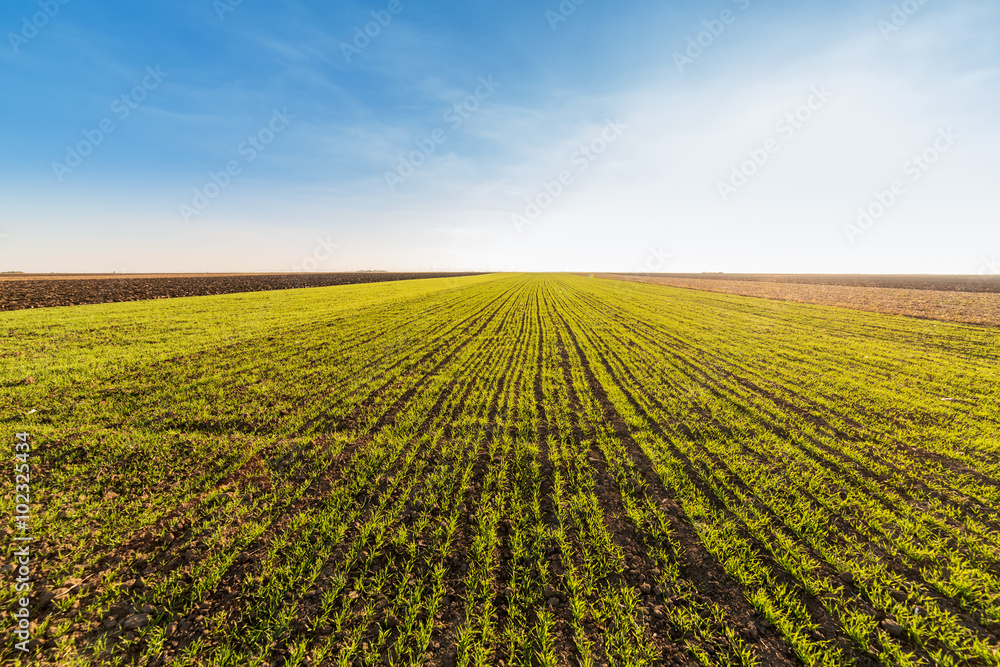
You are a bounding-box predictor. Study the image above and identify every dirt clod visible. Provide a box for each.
[881,619,904,638]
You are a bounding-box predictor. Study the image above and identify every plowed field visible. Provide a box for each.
[0,273,481,311]
[596,274,1000,327]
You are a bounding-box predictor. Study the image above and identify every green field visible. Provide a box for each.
[3,273,1000,666]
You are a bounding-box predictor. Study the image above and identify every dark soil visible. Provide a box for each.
[0,272,483,311]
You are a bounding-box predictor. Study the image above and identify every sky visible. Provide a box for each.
[1,0,998,274]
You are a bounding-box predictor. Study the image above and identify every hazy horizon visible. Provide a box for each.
[4,270,1000,277]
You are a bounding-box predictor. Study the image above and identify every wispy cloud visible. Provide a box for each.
[1,0,997,271]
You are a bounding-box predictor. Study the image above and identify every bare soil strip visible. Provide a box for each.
[606,273,1000,293]
[595,274,1000,326]
[0,272,482,311]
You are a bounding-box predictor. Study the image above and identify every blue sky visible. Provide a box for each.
[1,0,998,273]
